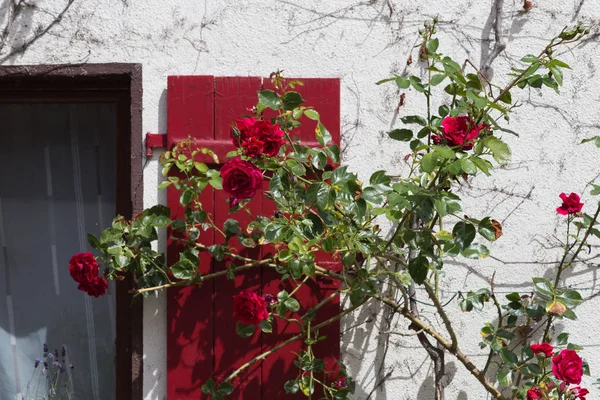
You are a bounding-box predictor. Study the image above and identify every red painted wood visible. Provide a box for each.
[145,132,167,157]
[167,76,216,400]
[261,78,342,398]
[166,76,341,399]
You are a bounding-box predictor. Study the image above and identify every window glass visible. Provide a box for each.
[0,103,117,400]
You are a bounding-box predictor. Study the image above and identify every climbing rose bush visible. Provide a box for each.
[70,21,599,400]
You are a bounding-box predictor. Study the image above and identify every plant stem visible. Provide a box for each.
[374,294,507,400]
[483,272,503,376]
[132,258,273,294]
[424,281,457,350]
[224,297,368,383]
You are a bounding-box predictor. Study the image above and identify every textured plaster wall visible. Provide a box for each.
[3,0,600,398]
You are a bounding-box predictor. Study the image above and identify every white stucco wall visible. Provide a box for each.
[4,0,600,398]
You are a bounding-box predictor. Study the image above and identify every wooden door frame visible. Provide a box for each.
[0,63,144,400]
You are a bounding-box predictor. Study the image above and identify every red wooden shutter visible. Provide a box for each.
[166,76,341,399]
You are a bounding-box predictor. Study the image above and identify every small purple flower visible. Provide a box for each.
[34,357,41,368]
[43,361,48,369]
[69,363,75,369]
[61,345,66,357]
[47,352,54,360]
[43,343,48,353]
[54,349,59,358]
[263,294,276,304]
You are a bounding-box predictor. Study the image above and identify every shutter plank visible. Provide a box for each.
[167,76,216,399]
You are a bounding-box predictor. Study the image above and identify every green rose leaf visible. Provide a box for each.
[202,378,217,394]
[258,90,281,110]
[88,234,102,250]
[304,109,320,120]
[284,297,301,312]
[500,349,518,366]
[224,219,241,238]
[388,128,413,141]
[532,277,554,300]
[408,255,429,285]
[453,222,476,250]
[236,322,256,338]
[316,122,332,146]
[426,38,439,53]
[421,152,437,173]
[497,368,511,387]
[430,73,446,86]
[557,332,569,345]
[282,91,305,111]
[284,380,300,394]
[401,115,427,126]
[259,319,273,334]
[216,382,235,395]
[395,76,411,89]
[484,137,511,165]
[506,292,521,302]
[478,217,498,241]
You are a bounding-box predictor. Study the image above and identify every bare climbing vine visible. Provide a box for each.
[0,0,76,63]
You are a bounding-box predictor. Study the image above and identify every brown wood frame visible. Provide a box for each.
[0,63,144,400]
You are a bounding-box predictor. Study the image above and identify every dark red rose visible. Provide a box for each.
[221,158,264,205]
[552,349,583,385]
[232,117,285,157]
[557,192,584,215]
[570,386,589,400]
[527,387,544,400]
[69,252,99,287]
[530,342,554,358]
[83,277,108,298]
[334,377,347,390]
[233,290,269,326]
[432,116,484,150]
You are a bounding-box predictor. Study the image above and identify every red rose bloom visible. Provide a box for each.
[431,116,484,150]
[232,117,285,157]
[552,349,583,385]
[530,342,554,358]
[556,193,584,216]
[85,277,108,298]
[69,252,107,297]
[526,387,544,400]
[221,158,264,205]
[570,387,590,400]
[233,290,269,326]
[69,252,99,288]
